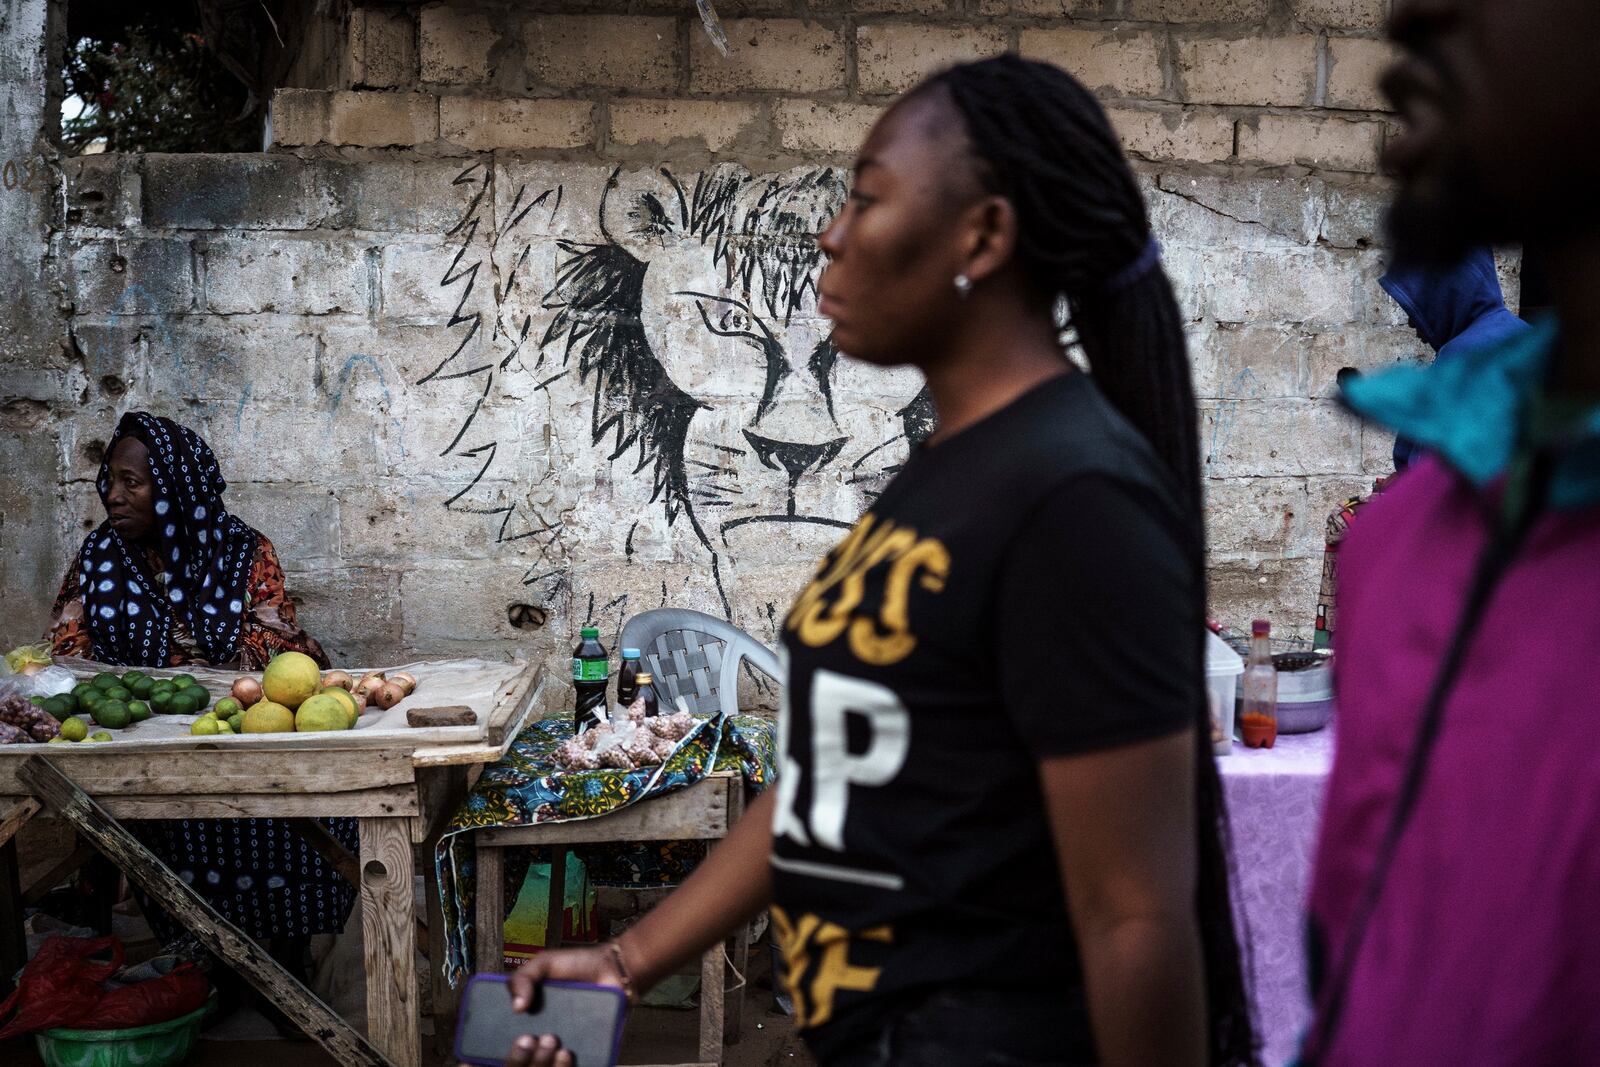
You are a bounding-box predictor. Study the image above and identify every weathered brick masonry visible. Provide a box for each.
[1,1,1515,699]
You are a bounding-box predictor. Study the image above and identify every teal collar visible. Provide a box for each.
[1341,317,1600,511]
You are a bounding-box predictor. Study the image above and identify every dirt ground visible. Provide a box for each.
[1,991,813,1067]
[1,926,814,1067]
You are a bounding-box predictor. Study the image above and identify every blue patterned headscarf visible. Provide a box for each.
[78,412,259,667]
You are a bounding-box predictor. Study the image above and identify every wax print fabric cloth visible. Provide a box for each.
[435,712,776,986]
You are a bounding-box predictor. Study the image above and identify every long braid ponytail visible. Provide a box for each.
[927,55,1257,1067]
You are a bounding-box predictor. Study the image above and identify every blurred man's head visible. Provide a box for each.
[1383,0,1600,263]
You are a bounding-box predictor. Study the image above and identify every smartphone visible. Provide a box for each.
[454,973,627,1067]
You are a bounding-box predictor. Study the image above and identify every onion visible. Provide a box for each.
[354,671,386,698]
[232,677,264,705]
[372,681,405,710]
[322,670,354,691]
[389,671,418,697]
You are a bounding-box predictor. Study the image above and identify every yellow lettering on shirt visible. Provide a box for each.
[772,905,894,1029]
[786,514,949,667]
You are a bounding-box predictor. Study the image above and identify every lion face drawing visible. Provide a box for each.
[540,166,932,577]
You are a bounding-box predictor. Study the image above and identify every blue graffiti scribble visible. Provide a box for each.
[329,353,392,413]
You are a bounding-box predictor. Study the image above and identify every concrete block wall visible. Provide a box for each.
[5,0,1503,702]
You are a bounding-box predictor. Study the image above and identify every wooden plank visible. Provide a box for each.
[22,841,98,906]
[0,797,40,848]
[475,842,505,974]
[699,938,726,1065]
[0,748,417,796]
[17,756,388,1067]
[476,777,731,847]
[80,784,419,820]
[361,815,421,1067]
[484,665,544,747]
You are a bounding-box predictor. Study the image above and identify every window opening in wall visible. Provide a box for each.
[61,1,311,155]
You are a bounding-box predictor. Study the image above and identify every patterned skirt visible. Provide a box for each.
[132,817,359,944]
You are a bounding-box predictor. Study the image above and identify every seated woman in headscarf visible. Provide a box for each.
[43,412,353,1029]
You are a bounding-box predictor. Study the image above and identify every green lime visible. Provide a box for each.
[29,695,46,708]
[190,715,219,737]
[104,684,131,702]
[91,673,120,690]
[94,701,131,729]
[215,697,242,718]
[79,690,104,712]
[174,690,205,716]
[60,717,88,742]
[89,732,112,742]
[149,691,175,716]
[172,674,197,690]
[42,695,71,721]
[227,713,244,733]
[127,676,154,700]
[128,700,151,723]
[122,670,146,684]
[187,686,210,710]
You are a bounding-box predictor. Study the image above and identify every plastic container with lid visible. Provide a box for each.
[1205,629,1244,756]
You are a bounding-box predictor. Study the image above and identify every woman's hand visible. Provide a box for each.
[499,945,628,1067]
[506,945,627,1012]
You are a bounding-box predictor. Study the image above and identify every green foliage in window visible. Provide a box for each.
[62,26,262,154]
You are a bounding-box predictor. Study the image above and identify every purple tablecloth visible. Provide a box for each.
[1219,728,1334,1067]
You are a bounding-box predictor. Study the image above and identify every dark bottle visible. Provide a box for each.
[572,626,609,731]
[617,647,643,706]
[634,671,660,719]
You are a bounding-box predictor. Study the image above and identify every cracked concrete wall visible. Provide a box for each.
[5,1,1495,692]
[0,0,69,650]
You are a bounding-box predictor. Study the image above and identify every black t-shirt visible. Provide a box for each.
[771,372,1203,1056]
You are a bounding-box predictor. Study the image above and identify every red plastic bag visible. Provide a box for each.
[0,936,123,1038]
[93,962,209,1030]
[0,935,210,1036]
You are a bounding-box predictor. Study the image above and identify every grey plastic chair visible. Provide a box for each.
[618,608,780,717]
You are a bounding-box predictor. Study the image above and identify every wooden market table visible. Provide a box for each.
[472,768,748,1067]
[0,659,547,1067]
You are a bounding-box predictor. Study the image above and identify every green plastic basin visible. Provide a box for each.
[32,995,213,1067]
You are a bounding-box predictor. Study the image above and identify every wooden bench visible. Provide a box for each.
[473,769,748,1067]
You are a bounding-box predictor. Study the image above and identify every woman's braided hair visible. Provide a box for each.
[920,55,1259,1067]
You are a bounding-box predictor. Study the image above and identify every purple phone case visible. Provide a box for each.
[454,973,628,1067]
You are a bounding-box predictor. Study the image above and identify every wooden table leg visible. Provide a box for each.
[0,838,24,995]
[725,782,747,1043]
[545,847,566,950]
[474,842,505,974]
[425,838,454,1057]
[360,816,421,1067]
[699,937,726,1065]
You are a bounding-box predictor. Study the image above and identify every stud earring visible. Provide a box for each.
[954,273,973,298]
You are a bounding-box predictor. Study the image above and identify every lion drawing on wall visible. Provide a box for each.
[539,164,932,616]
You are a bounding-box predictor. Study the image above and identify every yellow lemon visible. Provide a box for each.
[318,687,360,728]
[262,651,322,710]
[294,693,349,732]
[242,700,295,733]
